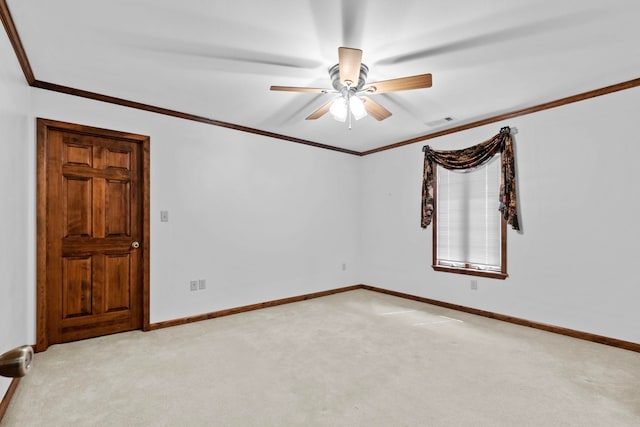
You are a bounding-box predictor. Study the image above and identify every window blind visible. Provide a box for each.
[436,156,501,271]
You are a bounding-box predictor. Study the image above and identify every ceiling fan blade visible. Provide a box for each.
[306,101,333,120]
[338,47,363,86]
[363,74,432,94]
[270,86,329,93]
[361,96,392,121]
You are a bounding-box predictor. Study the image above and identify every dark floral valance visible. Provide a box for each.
[421,127,520,231]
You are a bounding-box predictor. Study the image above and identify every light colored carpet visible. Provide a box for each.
[3,289,639,426]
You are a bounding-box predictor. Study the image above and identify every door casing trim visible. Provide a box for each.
[36,118,150,352]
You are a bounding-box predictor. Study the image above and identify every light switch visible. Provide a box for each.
[160,210,169,222]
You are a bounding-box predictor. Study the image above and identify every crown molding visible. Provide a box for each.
[31,80,361,155]
[362,77,640,155]
[0,0,34,84]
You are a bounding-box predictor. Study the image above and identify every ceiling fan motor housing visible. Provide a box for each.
[329,63,369,92]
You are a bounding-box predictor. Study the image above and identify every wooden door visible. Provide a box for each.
[37,119,150,350]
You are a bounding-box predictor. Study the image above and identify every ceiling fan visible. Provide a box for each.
[270,47,432,128]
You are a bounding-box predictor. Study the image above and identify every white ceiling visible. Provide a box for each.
[7,0,640,152]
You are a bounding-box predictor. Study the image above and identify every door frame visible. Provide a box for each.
[36,118,151,352]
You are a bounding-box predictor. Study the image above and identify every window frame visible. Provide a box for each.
[432,163,508,280]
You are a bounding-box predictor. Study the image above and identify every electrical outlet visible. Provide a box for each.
[342,263,347,271]
[470,280,478,290]
[160,210,169,222]
[198,279,206,290]
[190,280,198,291]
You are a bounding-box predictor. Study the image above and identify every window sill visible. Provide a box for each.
[432,265,508,280]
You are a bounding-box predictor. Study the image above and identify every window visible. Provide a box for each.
[433,156,507,279]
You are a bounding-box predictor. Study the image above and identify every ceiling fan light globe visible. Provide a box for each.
[350,96,367,120]
[330,98,348,122]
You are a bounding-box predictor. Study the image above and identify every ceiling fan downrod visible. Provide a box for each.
[346,84,353,130]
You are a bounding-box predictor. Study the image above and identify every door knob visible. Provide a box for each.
[131,241,140,249]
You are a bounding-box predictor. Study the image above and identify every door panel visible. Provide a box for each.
[104,253,131,313]
[63,140,93,167]
[105,180,130,236]
[62,256,92,318]
[64,177,92,237]
[37,119,149,350]
[105,148,131,170]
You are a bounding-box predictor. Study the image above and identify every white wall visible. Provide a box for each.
[0,27,31,398]
[28,90,361,326]
[359,86,640,344]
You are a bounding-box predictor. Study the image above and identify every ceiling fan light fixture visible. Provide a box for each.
[350,96,367,120]
[330,97,348,122]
